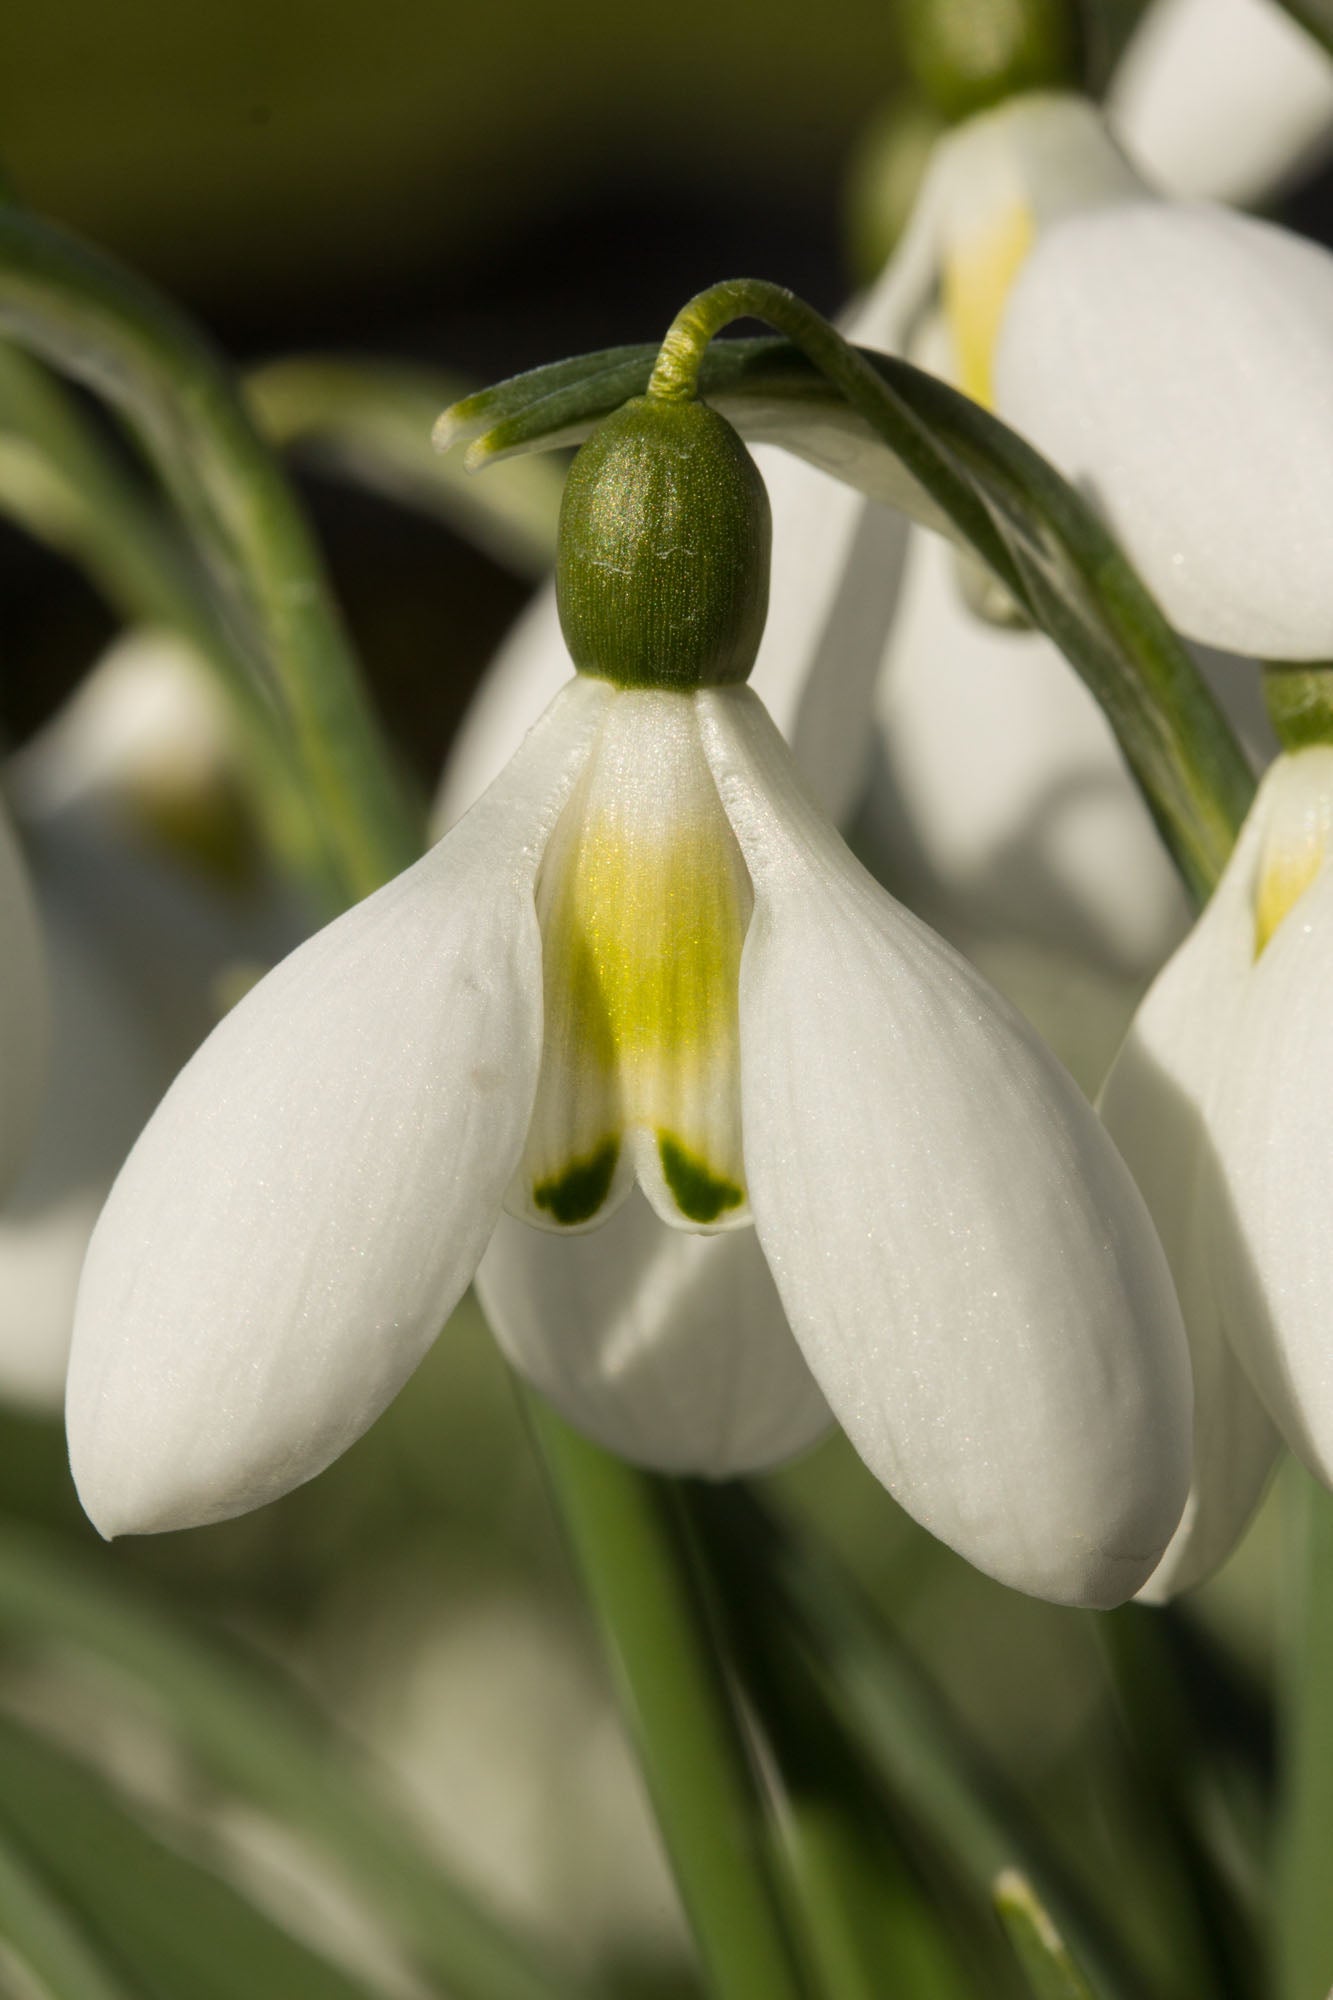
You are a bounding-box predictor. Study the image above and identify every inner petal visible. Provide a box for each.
[511,690,752,1234]
[1253,746,1333,955]
[942,197,1036,408]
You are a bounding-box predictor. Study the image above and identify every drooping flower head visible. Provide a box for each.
[1104,682,1333,1593]
[68,384,1192,1606]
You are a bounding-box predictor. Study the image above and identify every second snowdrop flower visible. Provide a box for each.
[68,389,1192,1607]
[1101,720,1333,1592]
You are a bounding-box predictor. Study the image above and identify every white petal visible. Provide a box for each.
[748,446,909,827]
[853,526,1193,1087]
[479,1195,830,1475]
[0,801,47,1201]
[1099,792,1281,1599]
[431,589,575,835]
[700,687,1192,1606]
[1207,754,1333,1480]
[67,678,610,1537]
[1110,0,1333,205]
[996,201,1333,658]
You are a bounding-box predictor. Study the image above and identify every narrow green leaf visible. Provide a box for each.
[693,1489,1162,2000]
[0,1814,137,2000]
[1271,1,1333,59]
[524,1402,811,2000]
[0,341,331,899]
[247,357,562,577]
[0,1714,382,2000]
[1277,1466,1333,2000]
[993,1871,1099,2000]
[1097,1607,1268,2000]
[437,323,1253,904]
[0,1526,588,2000]
[0,202,420,899]
[677,1493,977,2000]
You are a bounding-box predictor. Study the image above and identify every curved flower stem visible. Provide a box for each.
[650,279,1022,606]
[0,202,422,902]
[647,279,1253,903]
[525,1400,812,2000]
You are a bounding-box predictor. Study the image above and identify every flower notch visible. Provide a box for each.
[556,394,771,692]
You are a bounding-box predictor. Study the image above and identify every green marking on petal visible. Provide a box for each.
[658,1133,745,1225]
[533,1138,621,1227]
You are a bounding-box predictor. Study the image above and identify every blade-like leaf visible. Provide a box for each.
[1272,1,1333,58]
[0,201,419,898]
[1277,1467,1333,2000]
[0,1714,383,2000]
[692,1488,1162,2000]
[247,357,562,578]
[0,1526,587,2000]
[0,1812,137,2000]
[994,1872,1099,2000]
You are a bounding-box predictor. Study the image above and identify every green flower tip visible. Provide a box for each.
[899,0,1082,121]
[1263,662,1333,755]
[556,394,771,693]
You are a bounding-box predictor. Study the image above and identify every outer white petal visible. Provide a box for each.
[67,678,610,1537]
[432,589,575,835]
[1099,794,1280,1600]
[996,201,1333,659]
[479,1194,830,1475]
[1110,0,1333,206]
[700,687,1192,1607]
[1208,775,1333,1481]
[854,526,1193,1087]
[0,800,47,1201]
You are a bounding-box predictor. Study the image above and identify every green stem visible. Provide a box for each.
[679,1490,968,2000]
[0,204,421,899]
[696,1487,1160,2000]
[648,280,1252,901]
[525,1400,810,2000]
[0,342,334,902]
[649,280,1024,606]
[1276,1467,1333,2000]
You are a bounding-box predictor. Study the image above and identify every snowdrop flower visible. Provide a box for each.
[1109,0,1333,207]
[69,393,1192,1606]
[1099,739,1333,1594]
